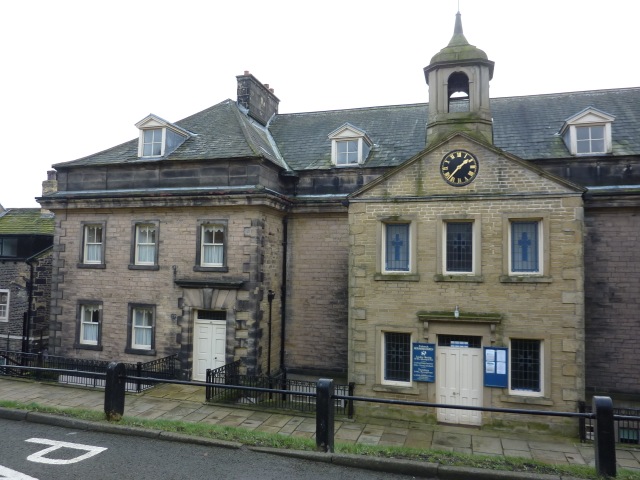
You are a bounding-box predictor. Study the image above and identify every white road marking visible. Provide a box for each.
[0,464,39,480]
[25,438,107,465]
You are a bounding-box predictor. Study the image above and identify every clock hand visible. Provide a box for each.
[449,158,471,178]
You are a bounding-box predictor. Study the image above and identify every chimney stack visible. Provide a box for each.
[236,71,280,126]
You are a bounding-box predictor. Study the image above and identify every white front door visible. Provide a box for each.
[437,346,483,425]
[192,320,226,382]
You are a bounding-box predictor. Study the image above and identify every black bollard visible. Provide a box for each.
[104,362,126,421]
[316,378,335,453]
[593,396,616,477]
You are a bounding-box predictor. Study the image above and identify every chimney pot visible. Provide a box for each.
[244,70,250,75]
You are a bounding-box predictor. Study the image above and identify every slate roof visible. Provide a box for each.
[54,99,284,169]
[269,104,428,170]
[492,88,640,159]
[53,87,640,172]
[0,209,55,235]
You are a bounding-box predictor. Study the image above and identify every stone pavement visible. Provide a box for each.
[1,376,639,474]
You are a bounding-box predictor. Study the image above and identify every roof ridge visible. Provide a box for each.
[277,102,429,117]
[492,86,640,101]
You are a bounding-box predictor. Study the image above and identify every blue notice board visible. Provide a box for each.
[412,343,435,383]
[484,347,508,387]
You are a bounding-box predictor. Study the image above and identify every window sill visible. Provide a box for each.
[374,273,420,282]
[77,263,106,269]
[499,394,552,406]
[125,348,156,356]
[193,266,229,273]
[433,274,484,283]
[499,275,552,284]
[73,343,103,351]
[128,264,160,271]
[373,384,419,395]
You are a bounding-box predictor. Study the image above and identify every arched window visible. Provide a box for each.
[448,72,470,112]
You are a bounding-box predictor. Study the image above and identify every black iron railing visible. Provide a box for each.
[205,364,354,417]
[579,401,640,444]
[0,350,177,393]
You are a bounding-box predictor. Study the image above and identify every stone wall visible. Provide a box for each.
[49,202,286,378]
[348,138,585,425]
[285,212,349,376]
[584,207,640,398]
[0,260,29,350]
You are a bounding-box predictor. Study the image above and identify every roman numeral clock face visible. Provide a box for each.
[440,150,479,186]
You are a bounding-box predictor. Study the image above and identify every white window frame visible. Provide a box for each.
[131,307,153,350]
[559,107,614,156]
[135,224,157,265]
[508,219,543,275]
[508,338,544,397]
[381,331,413,387]
[382,223,411,273]
[79,304,101,346]
[0,290,9,322]
[135,114,190,158]
[335,139,360,165]
[200,223,225,267]
[328,123,372,167]
[575,125,606,155]
[142,128,163,157]
[83,224,104,264]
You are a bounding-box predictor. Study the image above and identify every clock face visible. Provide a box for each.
[440,150,479,186]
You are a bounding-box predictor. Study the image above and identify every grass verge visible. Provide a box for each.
[1,400,638,480]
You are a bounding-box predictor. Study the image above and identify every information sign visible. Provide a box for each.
[483,347,508,387]
[412,342,435,382]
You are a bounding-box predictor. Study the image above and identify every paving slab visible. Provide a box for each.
[503,449,532,459]
[432,431,472,449]
[357,434,382,445]
[472,435,504,455]
[379,432,406,446]
[404,429,433,449]
[530,448,570,464]
[335,427,363,442]
[501,438,529,452]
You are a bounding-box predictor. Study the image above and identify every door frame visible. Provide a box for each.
[436,337,483,425]
[192,311,227,382]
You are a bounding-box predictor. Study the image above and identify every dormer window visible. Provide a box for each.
[328,123,372,167]
[576,125,605,154]
[143,129,163,156]
[337,140,358,165]
[136,114,191,158]
[559,107,614,156]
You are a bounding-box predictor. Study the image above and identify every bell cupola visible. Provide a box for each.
[424,12,495,144]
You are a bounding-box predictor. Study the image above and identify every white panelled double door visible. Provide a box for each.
[436,343,483,425]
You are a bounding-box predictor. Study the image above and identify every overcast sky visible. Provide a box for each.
[1,0,637,208]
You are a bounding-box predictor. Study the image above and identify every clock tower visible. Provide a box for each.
[424,12,494,145]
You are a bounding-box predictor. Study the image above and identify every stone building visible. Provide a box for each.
[0,205,54,352]
[36,13,640,426]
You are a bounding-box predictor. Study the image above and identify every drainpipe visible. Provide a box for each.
[22,258,35,353]
[267,289,275,375]
[279,216,288,374]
